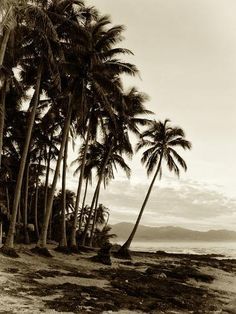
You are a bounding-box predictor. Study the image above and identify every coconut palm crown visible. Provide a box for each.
[137,119,192,177]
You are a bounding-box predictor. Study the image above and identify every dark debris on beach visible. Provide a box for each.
[5,250,234,313]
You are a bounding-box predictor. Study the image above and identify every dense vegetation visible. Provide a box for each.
[0,0,191,257]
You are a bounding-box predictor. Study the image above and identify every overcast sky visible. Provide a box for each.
[68,0,236,231]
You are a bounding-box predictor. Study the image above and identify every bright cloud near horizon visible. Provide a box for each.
[67,0,236,231]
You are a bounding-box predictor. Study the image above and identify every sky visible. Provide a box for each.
[67,0,236,231]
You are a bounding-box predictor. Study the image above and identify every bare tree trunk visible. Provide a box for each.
[2,66,42,250]
[70,120,91,248]
[120,154,163,250]
[59,134,68,248]
[37,102,73,249]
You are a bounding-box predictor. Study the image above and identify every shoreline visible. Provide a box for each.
[0,244,236,313]
[122,241,236,260]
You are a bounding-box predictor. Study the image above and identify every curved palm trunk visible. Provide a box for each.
[59,135,68,248]
[81,145,112,246]
[121,153,163,250]
[70,120,91,248]
[2,66,42,249]
[89,185,100,247]
[37,102,73,248]
[0,80,7,169]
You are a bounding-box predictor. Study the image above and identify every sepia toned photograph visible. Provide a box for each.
[0,0,236,313]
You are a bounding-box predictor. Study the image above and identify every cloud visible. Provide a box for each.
[91,178,236,231]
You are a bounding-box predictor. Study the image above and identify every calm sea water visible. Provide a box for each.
[128,241,236,259]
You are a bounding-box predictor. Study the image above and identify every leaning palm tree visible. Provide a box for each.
[117,119,192,257]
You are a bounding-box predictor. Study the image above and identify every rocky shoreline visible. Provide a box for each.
[0,245,236,313]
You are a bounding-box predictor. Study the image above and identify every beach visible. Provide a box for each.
[0,245,236,313]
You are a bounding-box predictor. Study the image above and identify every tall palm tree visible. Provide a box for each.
[58,134,69,249]
[1,2,62,255]
[37,95,73,250]
[69,13,138,250]
[117,119,192,256]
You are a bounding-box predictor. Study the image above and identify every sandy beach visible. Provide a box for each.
[0,245,235,314]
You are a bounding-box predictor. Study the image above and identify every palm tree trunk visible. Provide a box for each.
[59,134,68,248]
[6,185,10,212]
[3,186,10,245]
[0,29,11,169]
[23,160,30,244]
[81,145,112,246]
[0,28,11,65]
[37,102,73,248]
[0,80,7,169]
[70,120,91,248]
[121,153,163,250]
[2,65,42,250]
[81,181,99,246]
[44,137,52,215]
[0,18,11,170]
[17,203,21,224]
[34,158,42,240]
[0,223,2,246]
[78,177,89,233]
[89,186,100,247]
[104,212,110,228]
[34,181,39,240]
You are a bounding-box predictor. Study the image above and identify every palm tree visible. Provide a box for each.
[37,95,73,251]
[81,137,131,247]
[117,119,192,257]
[58,134,69,249]
[1,2,63,255]
[69,13,138,250]
[0,0,28,65]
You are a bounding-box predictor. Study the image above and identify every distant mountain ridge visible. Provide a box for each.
[111,223,236,242]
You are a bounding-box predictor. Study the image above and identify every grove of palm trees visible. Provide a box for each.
[1,1,236,314]
[0,0,191,257]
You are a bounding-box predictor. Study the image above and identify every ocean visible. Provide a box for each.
[128,241,236,259]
